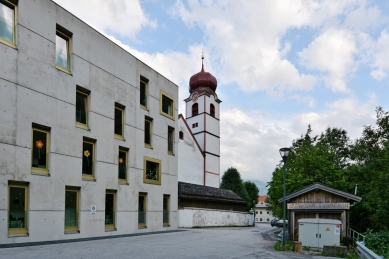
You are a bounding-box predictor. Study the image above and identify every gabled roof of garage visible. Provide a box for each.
[278,183,362,203]
[178,181,247,204]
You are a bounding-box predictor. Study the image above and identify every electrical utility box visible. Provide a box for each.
[298,218,341,249]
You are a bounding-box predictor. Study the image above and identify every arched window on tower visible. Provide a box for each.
[192,103,198,116]
[210,104,215,117]
[179,131,184,140]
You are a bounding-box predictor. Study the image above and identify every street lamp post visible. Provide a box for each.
[279,147,291,248]
[252,200,256,226]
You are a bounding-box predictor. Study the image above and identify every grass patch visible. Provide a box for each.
[274,230,282,235]
[273,241,293,251]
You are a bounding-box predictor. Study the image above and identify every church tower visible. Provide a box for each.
[185,55,222,187]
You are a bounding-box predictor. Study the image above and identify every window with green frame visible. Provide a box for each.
[0,0,17,48]
[31,127,50,175]
[65,187,79,233]
[138,193,146,228]
[118,148,127,184]
[105,191,116,230]
[8,181,28,235]
[82,139,95,180]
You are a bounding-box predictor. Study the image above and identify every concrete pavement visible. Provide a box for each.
[0,224,343,259]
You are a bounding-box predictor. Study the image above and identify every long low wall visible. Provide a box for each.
[179,208,252,228]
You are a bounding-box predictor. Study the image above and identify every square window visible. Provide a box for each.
[143,157,161,185]
[82,139,95,180]
[65,187,79,233]
[160,91,175,120]
[140,78,148,109]
[0,0,17,48]
[260,211,262,214]
[118,149,127,184]
[75,89,89,129]
[55,25,72,73]
[31,127,50,175]
[168,127,174,155]
[114,105,124,139]
[8,182,28,235]
[105,191,116,230]
[144,117,152,148]
[138,193,146,228]
[163,195,169,226]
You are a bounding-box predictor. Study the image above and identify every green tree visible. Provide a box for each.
[221,167,250,204]
[348,107,389,232]
[243,181,259,210]
[267,125,352,219]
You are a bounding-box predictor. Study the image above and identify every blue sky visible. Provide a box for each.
[55,0,389,192]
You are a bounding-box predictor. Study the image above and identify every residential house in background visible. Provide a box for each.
[255,195,275,223]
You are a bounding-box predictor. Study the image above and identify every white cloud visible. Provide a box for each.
[368,29,389,81]
[298,29,358,92]
[344,4,385,30]
[289,95,316,108]
[53,0,156,39]
[169,0,379,95]
[220,94,377,182]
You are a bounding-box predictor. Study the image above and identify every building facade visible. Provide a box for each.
[176,58,251,227]
[0,0,178,244]
[254,195,275,223]
[278,183,362,240]
[177,59,221,188]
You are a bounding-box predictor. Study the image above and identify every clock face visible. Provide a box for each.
[192,93,198,101]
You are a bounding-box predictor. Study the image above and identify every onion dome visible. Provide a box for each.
[189,55,217,94]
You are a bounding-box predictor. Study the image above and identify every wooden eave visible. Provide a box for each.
[278,183,362,203]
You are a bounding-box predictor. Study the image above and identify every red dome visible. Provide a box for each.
[189,65,217,94]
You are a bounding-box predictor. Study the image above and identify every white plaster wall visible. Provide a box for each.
[185,96,205,118]
[205,173,219,188]
[0,0,178,244]
[177,118,204,185]
[205,115,219,137]
[205,154,219,174]
[178,209,251,227]
[186,116,204,136]
[205,134,220,156]
[205,95,220,119]
[193,133,205,151]
[254,207,276,223]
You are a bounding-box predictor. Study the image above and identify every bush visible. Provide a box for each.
[364,229,389,257]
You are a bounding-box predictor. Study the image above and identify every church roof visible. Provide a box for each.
[278,183,362,203]
[189,59,217,94]
[178,181,247,204]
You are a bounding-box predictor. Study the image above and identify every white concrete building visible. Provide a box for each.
[255,196,276,223]
[0,0,178,244]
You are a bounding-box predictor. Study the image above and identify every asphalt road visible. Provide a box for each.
[0,224,342,259]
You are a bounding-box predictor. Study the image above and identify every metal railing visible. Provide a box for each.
[347,227,365,247]
[356,241,384,259]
